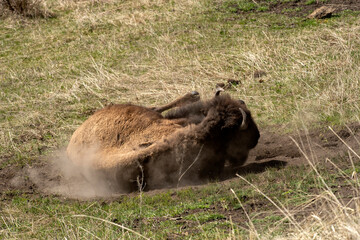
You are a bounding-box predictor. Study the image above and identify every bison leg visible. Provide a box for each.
[164,88,226,124]
[151,91,200,113]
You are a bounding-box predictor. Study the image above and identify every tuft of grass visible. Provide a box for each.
[0,0,54,18]
[306,0,329,5]
[305,0,316,5]
[222,0,270,13]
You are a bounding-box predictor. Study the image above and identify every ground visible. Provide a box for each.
[1,0,360,238]
[1,123,359,238]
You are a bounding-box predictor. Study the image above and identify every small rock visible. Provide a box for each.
[307,6,337,19]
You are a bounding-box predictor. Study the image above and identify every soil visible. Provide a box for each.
[225,0,360,18]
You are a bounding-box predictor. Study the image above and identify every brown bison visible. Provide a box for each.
[67,90,260,193]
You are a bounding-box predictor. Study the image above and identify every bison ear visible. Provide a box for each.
[215,87,224,96]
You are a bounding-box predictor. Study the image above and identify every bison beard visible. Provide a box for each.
[66,93,260,193]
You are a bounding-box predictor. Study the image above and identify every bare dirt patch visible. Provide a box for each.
[225,0,360,18]
[270,0,360,18]
[249,123,360,167]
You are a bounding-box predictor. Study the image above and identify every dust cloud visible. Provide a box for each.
[27,148,117,199]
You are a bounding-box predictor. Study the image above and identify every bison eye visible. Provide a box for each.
[238,100,245,105]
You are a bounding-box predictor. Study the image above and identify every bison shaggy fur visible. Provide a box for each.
[67,93,260,193]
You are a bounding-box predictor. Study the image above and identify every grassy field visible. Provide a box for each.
[1,0,360,239]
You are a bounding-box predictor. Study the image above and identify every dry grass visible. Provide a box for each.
[282,131,360,239]
[0,0,54,18]
[231,127,360,239]
[284,196,360,239]
[1,0,360,238]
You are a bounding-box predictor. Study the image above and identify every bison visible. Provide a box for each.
[66,90,260,193]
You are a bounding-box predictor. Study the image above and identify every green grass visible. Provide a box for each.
[305,0,316,4]
[1,0,360,238]
[305,0,328,5]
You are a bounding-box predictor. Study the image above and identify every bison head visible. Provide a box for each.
[192,92,260,168]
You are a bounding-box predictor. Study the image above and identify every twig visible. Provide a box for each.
[236,173,305,235]
[230,188,260,239]
[328,126,360,160]
[178,144,204,184]
[73,215,150,240]
[251,0,259,6]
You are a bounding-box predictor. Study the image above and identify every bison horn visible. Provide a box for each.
[215,87,224,96]
[239,108,248,130]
